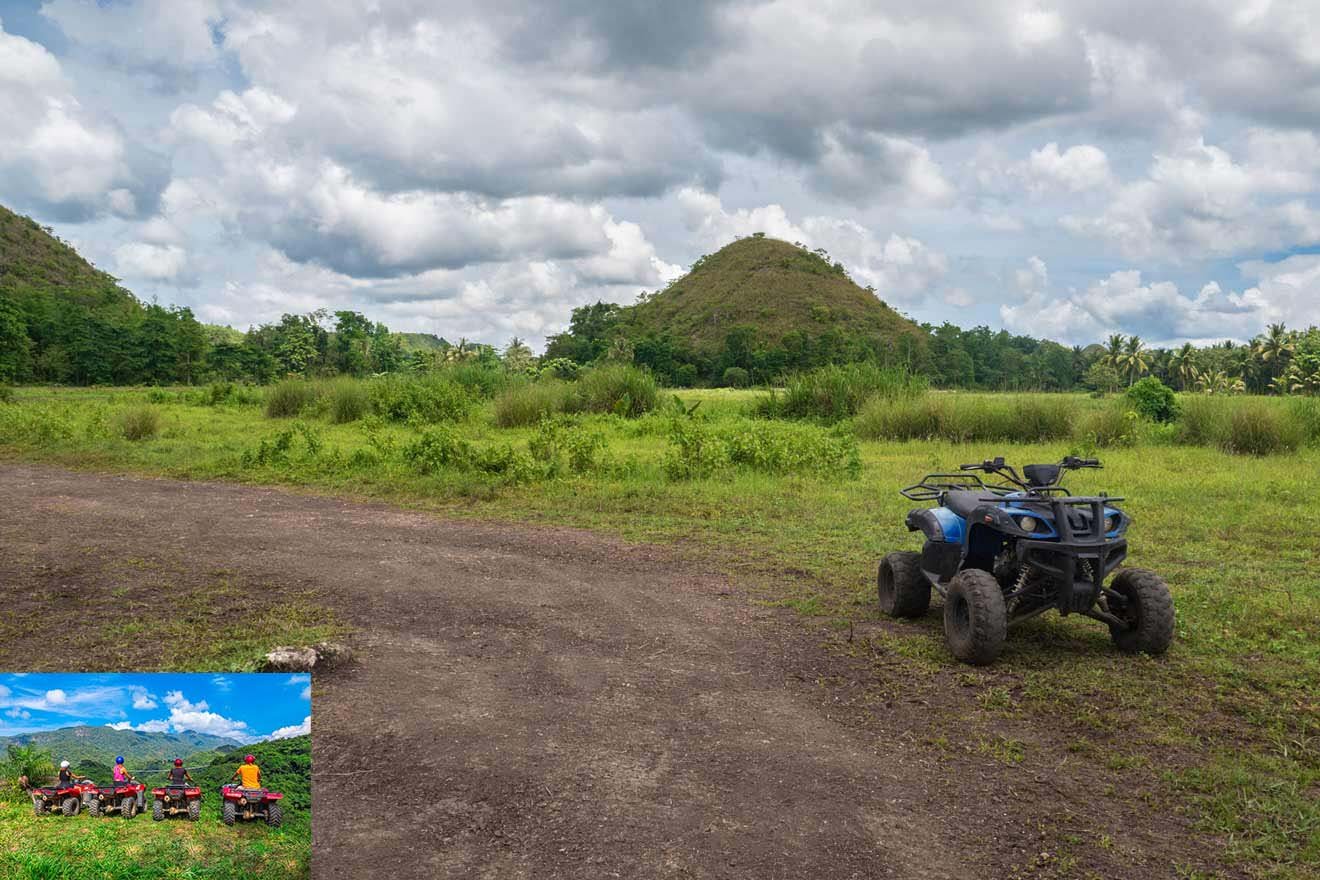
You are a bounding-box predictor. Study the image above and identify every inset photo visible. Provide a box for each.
[0,673,311,880]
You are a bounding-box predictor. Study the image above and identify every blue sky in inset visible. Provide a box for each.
[0,673,311,743]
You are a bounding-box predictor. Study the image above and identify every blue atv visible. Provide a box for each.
[878,456,1173,665]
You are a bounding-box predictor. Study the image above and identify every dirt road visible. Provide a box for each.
[0,464,1225,879]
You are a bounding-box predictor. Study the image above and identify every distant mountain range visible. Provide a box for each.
[1,725,242,770]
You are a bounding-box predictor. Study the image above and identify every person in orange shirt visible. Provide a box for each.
[231,754,261,790]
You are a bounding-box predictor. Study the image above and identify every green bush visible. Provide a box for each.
[206,381,235,406]
[1176,395,1231,446]
[571,364,658,417]
[116,405,161,441]
[437,362,509,399]
[403,426,534,482]
[1126,377,1179,422]
[854,394,1074,443]
[493,380,572,428]
[528,417,607,475]
[722,366,750,388]
[0,385,14,405]
[265,379,317,418]
[1287,397,1320,445]
[328,379,369,424]
[759,363,927,423]
[673,363,699,388]
[540,358,580,380]
[368,374,473,423]
[1221,402,1302,456]
[664,416,861,480]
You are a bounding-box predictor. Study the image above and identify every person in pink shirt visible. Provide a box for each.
[112,756,145,811]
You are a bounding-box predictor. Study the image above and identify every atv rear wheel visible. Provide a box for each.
[33,798,46,817]
[61,797,79,816]
[1108,568,1174,655]
[87,797,101,817]
[187,799,201,822]
[152,799,163,821]
[943,569,1007,666]
[222,801,236,826]
[122,798,136,819]
[878,551,930,618]
[266,803,283,828]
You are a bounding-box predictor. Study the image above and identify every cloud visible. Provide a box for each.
[154,690,253,741]
[0,20,165,219]
[6,708,31,720]
[265,716,311,741]
[129,687,158,711]
[106,719,170,733]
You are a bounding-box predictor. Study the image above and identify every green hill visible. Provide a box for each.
[624,235,925,354]
[0,204,131,299]
[1,726,240,774]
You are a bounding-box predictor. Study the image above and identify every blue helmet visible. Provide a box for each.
[115,756,124,764]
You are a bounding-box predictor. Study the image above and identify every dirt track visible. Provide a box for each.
[0,464,1230,879]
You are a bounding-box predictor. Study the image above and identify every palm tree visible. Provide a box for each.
[1257,322,1294,392]
[1168,342,1197,390]
[502,337,534,373]
[1100,334,1125,372]
[1119,335,1150,385]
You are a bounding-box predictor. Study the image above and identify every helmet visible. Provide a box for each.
[174,759,183,767]
[115,756,124,764]
[244,755,255,764]
[59,760,70,768]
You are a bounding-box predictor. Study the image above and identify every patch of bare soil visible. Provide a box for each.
[0,464,1235,879]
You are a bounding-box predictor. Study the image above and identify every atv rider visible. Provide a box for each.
[167,759,194,787]
[230,754,262,791]
[56,760,74,788]
[113,756,146,811]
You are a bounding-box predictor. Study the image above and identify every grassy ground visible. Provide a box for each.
[0,795,309,880]
[2,385,1318,877]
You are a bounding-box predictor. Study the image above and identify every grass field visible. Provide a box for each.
[1,383,1318,877]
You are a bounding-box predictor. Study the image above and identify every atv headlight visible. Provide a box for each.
[1018,516,1038,533]
[1104,515,1117,532]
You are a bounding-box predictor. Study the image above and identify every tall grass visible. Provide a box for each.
[572,364,658,417]
[367,374,473,423]
[328,379,369,424]
[265,379,319,418]
[1222,401,1303,455]
[493,380,572,428]
[115,405,161,441]
[759,363,927,423]
[855,393,1075,442]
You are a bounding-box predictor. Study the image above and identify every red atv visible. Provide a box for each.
[31,780,93,816]
[151,784,202,821]
[86,782,146,818]
[220,785,284,827]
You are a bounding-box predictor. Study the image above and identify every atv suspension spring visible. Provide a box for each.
[1006,566,1032,614]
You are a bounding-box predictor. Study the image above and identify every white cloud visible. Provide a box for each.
[1025,143,1112,194]
[115,242,190,282]
[130,687,158,711]
[6,708,31,720]
[300,685,311,701]
[41,0,223,71]
[266,716,311,741]
[155,690,253,741]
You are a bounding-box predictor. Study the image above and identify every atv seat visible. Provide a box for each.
[943,490,989,520]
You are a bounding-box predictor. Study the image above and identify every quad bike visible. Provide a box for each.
[151,784,202,821]
[220,784,284,827]
[85,782,146,818]
[31,780,93,817]
[878,456,1174,665]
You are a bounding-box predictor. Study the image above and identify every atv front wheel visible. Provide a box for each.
[122,798,136,819]
[878,551,930,618]
[61,797,79,817]
[222,801,236,826]
[943,569,1007,666]
[187,799,201,822]
[152,800,164,821]
[266,803,283,828]
[33,798,46,817]
[1108,568,1174,655]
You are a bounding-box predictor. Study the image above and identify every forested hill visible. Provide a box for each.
[1,725,241,769]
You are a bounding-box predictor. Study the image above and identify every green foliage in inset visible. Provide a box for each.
[1126,377,1179,422]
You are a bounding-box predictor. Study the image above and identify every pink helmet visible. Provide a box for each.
[244,754,255,764]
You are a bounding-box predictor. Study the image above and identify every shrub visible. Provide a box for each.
[368,375,473,423]
[1221,402,1302,456]
[116,405,160,441]
[0,385,14,405]
[241,422,323,467]
[206,381,235,406]
[664,416,861,480]
[853,394,1074,443]
[673,364,699,388]
[1287,397,1320,446]
[540,358,580,380]
[722,366,750,388]
[571,364,658,418]
[528,417,607,475]
[493,380,572,428]
[854,396,943,440]
[437,362,509,399]
[328,379,369,424]
[403,426,534,483]
[265,379,317,418]
[759,363,926,423]
[1126,377,1179,422]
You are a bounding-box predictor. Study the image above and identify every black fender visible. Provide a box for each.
[906,509,961,581]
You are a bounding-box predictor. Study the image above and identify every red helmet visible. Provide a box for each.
[174,759,183,767]
[244,755,255,763]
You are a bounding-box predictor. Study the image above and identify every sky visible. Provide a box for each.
[0,673,312,743]
[1,0,1318,350]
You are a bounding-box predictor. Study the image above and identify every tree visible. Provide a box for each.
[1119,335,1150,385]
[502,337,534,372]
[0,296,31,382]
[1168,342,1197,390]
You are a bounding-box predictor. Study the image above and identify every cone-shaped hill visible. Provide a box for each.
[620,235,925,354]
